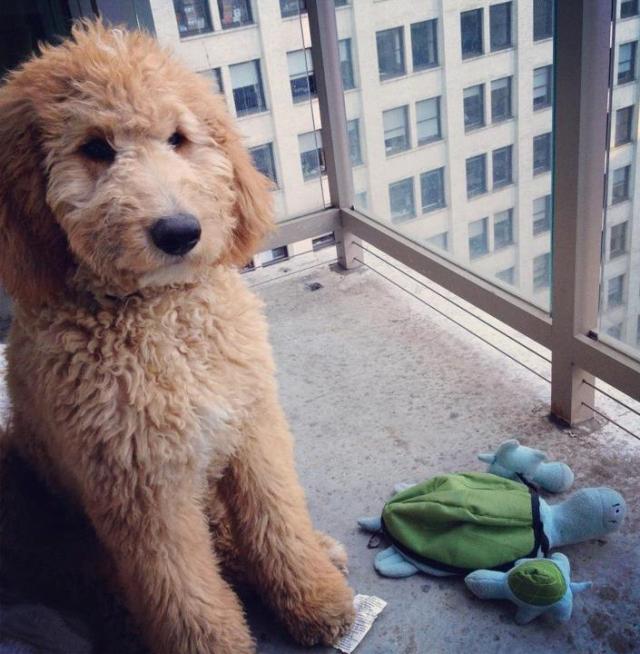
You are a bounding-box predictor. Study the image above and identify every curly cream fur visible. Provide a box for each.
[0,20,353,654]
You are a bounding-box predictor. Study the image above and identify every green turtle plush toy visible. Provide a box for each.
[358,440,626,621]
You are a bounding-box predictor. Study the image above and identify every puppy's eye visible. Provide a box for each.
[80,138,116,164]
[168,131,186,148]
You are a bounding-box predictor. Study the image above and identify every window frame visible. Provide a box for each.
[249,142,278,186]
[217,0,253,30]
[490,2,512,52]
[491,76,512,123]
[411,18,439,71]
[383,105,411,156]
[492,145,513,188]
[230,59,267,117]
[420,167,446,213]
[389,177,416,222]
[463,83,485,132]
[461,8,484,59]
[533,132,552,175]
[617,41,637,84]
[376,26,406,81]
[468,217,489,259]
[533,65,553,111]
[493,208,514,249]
[466,153,488,198]
[416,96,442,145]
[173,0,214,37]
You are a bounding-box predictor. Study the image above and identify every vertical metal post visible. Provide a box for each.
[551,0,612,423]
[307,0,360,269]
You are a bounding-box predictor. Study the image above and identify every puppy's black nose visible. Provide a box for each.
[150,214,201,256]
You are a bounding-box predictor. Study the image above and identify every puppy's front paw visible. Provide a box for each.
[282,571,355,646]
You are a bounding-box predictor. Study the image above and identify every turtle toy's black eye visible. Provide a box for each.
[168,131,186,148]
[79,137,116,164]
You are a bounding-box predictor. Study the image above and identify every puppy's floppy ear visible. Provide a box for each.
[223,133,275,267]
[0,76,71,307]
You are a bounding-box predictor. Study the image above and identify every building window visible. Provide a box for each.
[533,195,552,235]
[339,39,356,90]
[533,133,552,175]
[533,0,553,40]
[618,42,637,84]
[355,191,368,209]
[334,0,349,6]
[312,233,336,250]
[377,27,405,80]
[490,2,512,51]
[263,246,289,266]
[615,106,634,145]
[494,209,514,249]
[463,84,485,131]
[420,167,446,212]
[610,222,627,259]
[492,145,513,188]
[496,267,515,285]
[218,0,253,29]
[491,76,512,123]
[607,324,623,340]
[383,106,410,156]
[411,19,438,70]
[469,217,489,259]
[280,0,306,18]
[621,0,639,19]
[230,60,266,116]
[612,165,631,203]
[466,154,487,198]
[201,67,224,94]
[389,178,416,221]
[533,253,551,290]
[533,65,553,110]
[173,0,213,37]
[607,274,625,307]
[427,232,448,251]
[347,119,363,165]
[461,9,483,59]
[416,97,441,145]
[298,130,325,180]
[249,143,277,185]
[288,49,315,103]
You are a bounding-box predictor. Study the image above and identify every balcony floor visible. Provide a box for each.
[0,250,638,654]
[245,251,640,654]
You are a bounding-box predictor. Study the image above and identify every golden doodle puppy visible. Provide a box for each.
[0,20,354,654]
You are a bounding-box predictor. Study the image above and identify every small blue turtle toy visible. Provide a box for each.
[465,553,592,624]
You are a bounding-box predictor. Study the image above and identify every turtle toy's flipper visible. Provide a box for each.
[477,453,496,464]
[531,462,575,494]
[514,606,547,625]
[357,516,382,533]
[464,570,508,600]
[374,547,420,578]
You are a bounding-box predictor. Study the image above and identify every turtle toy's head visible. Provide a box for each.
[553,488,627,546]
[598,488,627,534]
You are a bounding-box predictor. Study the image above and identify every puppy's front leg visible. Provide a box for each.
[84,483,254,654]
[219,396,355,646]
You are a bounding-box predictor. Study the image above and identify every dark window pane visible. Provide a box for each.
[383,106,410,155]
[618,42,637,84]
[173,0,213,37]
[612,165,631,203]
[466,154,487,197]
[610,222,627,258]
[490,2,512,51]
[377,27,405,79]
[280,0,306,18]
[230,60,266,116]
[533,133,552,174]
[461,9,483,58]
[492,145,513,187]
[299,131,325,180]
[496,267,515,285]
[607,274,625,307]
[411,19,438,70]
[348,119,363,165]
[615,106,634,145]
[288,49,315,103]
[533,0,553,40]
[340,39,356,90]
[533,65,552,110]
[416,97,441,144]
[249,143,277,185]
[312,232,337,250]
[621,0,639,19]
[494,209,514,249]
[389,178,416,221]
[469,217,489,258]
[218,0,253,29]
[464,84,484,131]
[420,167,446,212]
[491,76,512,122]
[533,253,551,290]
[533,195,552,235]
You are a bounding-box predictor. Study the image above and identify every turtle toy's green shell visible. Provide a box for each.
[507,560,567,606]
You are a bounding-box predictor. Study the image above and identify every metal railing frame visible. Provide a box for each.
[267,0,640,421]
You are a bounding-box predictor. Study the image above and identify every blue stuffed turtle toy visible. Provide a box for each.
[358,439,626,622]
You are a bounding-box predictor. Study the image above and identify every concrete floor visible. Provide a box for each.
[244,249,640,654]
[0,249,639,654]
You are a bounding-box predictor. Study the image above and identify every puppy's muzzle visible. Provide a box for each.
[150,213,201,256]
